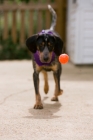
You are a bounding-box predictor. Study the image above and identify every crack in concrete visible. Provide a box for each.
[0,89,32,105]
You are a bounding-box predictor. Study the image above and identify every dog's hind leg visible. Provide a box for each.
[42,71,49,94]
[51,65,63,101]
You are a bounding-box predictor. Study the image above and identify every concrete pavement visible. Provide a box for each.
[0,60,93,140]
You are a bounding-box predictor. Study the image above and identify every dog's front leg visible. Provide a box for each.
[33,71,43,109]
[51,69,63,101]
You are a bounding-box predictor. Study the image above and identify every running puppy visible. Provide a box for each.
[26,5,63,109]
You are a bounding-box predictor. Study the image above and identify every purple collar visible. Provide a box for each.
[34,51,55,66]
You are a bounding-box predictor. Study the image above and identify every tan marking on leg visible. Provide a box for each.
[42,71,49,94]
[34,93,43,109]
[51,90,63,101]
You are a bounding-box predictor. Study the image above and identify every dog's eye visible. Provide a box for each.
[48,44,54,51]
[39,42,44,47]
[38,42,45,51]
[48,42,53,46]
[39,42,44,49]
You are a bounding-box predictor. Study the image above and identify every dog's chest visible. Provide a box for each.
[42,66,53,71]
[35,63,58,72]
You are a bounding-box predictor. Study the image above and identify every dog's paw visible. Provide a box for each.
[58,89,63,96]
[34,103,43,109]
[51,97,58,101]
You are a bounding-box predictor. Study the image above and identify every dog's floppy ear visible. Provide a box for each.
[26,34,38,53]
[54,36,63,56]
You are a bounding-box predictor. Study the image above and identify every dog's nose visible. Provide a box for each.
[44,56,49,62]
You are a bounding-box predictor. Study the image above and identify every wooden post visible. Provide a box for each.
[3,1,9,40]
[20,10,25,44]
[46,9,51,29]
[29,10,34,36]
[3,11,8,40]
[37,10,42,32]
[45,0,51,29]
[56,0,64,38]
[11,10,17,43]
[37,0,43,32]
[28,1,34,36]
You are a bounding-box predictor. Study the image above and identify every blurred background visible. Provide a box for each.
[0,0,93,65]
[0,0,66,60]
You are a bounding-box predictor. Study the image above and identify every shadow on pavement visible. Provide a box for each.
[24,97,62,119]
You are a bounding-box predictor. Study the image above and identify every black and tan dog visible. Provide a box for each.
[26,5,63,109]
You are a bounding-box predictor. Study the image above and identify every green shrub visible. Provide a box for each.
[0,37,31,60]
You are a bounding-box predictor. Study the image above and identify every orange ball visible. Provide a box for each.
[59,53,69,64]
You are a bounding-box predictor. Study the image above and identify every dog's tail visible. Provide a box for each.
[48,5,57,31]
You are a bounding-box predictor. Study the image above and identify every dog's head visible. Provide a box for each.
[26,31,63,63]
